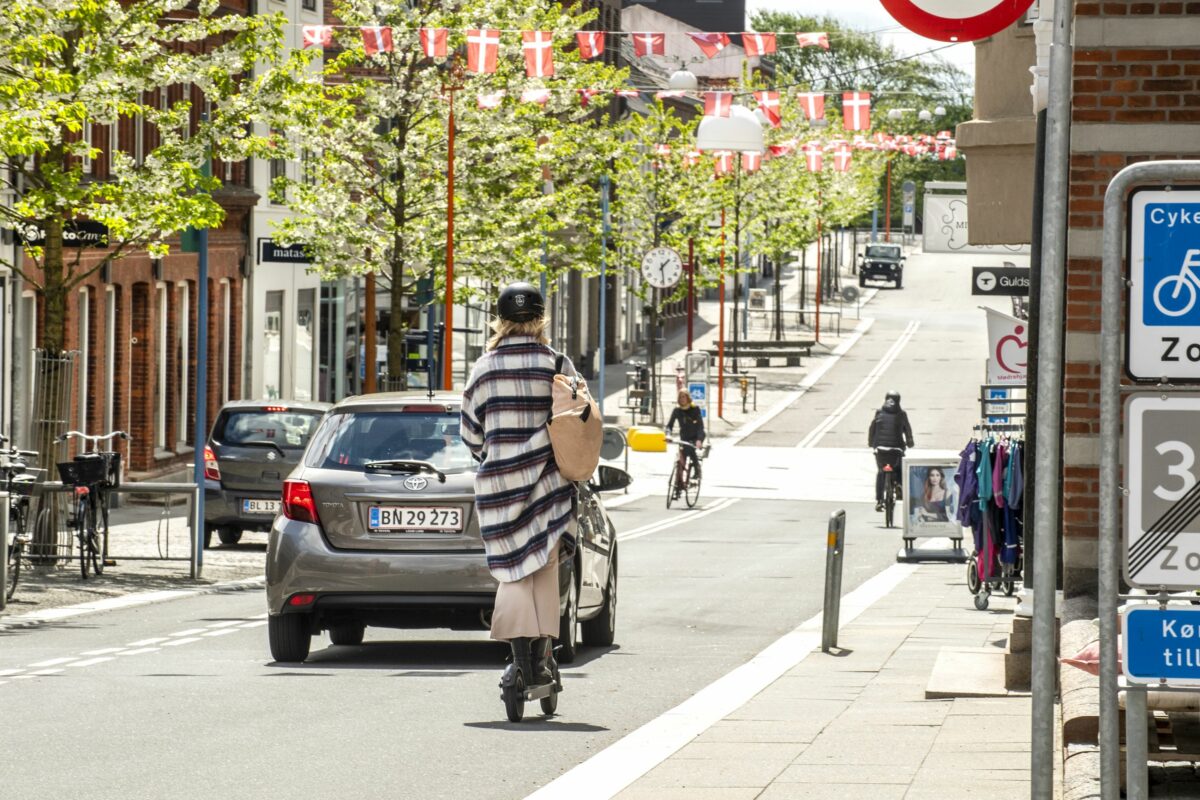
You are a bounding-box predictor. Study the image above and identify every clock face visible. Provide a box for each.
[641,247,684,289]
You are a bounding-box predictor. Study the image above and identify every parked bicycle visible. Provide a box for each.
[665,438,708,510]
[2,436,40,601]
[55,430,129,579]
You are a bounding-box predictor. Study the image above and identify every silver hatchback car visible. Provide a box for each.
[266,392,628,663]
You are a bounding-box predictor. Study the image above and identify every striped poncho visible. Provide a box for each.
[460,335,577,583]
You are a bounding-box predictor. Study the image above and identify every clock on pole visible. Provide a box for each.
[641,246,684,290]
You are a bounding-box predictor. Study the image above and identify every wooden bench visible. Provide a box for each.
[704,339,815,367]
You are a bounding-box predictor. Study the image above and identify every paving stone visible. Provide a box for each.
[755,784,908,800]
[634,757,790,789]
[773,762,916,784]
[693,720,826,744]
[615,788,762,800]
[674,741,808,763]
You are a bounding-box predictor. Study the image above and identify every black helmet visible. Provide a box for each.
[885,390,901,403]
[497,282,545,322]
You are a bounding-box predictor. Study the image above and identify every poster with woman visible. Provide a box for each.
[904,459,964,539]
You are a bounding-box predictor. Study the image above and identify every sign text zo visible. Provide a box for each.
[1128,189,1200,380]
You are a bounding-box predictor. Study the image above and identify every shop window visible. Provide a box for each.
[77,288,90,451]
[104,287,117,435]
[264,290,284,399]
[176,282,190,447]
[220,279,231,405]
[295,288,315,401]
[156,283,168,451]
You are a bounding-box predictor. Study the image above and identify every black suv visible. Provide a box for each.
[858,244,905,288]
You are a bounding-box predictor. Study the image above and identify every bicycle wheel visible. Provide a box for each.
[684,461,701,508]
[883,473,895,528]
[666,463,678,509]
[76,496,91,579]
[87,498,102,577]
[6,540,20,601]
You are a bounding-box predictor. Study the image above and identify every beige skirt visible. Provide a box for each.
[490,541,560,641]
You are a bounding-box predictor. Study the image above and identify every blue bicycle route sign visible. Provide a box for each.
[1128,189,1200,381]
[1123,606,1200,686]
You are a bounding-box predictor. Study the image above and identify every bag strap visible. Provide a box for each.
[555,353,565,375]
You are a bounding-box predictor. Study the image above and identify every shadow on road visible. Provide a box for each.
[463,719,609,733]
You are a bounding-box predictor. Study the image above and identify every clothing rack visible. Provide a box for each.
[956,429,1025,610]
[972,422,1025,435]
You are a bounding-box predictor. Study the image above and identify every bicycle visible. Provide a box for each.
[55,430,129,580]
[666,438,708,510]
[1,436,41,601]
[1152,248,1200,318]
[875,447,904,529]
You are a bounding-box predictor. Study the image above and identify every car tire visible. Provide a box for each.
[895,276,903,289]
[328,622,365,646]
[557,566,580,664]
[858,274,866,287]
[217,526,242,546]
[268,613,312,663]
[202,525,214,550]
[581,551,617,647]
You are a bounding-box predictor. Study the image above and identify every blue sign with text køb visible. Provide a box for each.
[1123,606,1200,686]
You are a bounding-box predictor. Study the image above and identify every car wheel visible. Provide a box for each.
[581,551,617,647]
[895,276,903,289]
[557,567,579,664]
[858,274,866,287]
[328,622,365,646]
[217,526,242,546]
[202,525,214,550]
[268,613,312,663]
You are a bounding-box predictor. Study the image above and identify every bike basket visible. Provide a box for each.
[9,476,36,497]
[57,456,108,487]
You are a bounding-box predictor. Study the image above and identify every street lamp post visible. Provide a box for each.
[443,87,456,390]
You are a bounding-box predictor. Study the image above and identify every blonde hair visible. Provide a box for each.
[487,317,549,350]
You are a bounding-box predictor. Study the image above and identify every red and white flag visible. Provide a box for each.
[477,91,506,110]
[804,142,823,172]
[742,32,776,56]
[361,27,393,56]
[302,25,333,49]
[795,32,830,50]
[797,92,825,121]
[937,129,953,140]
[520,88,551,106]
[687,32,730,58]
[577,88,602,107]
[419,28,448,58]
[742,152,763,173]
[632,32,665,57]
[714,151,735,177]
[753,91,782,128]
[655,90,687,101]
[522,31,555,78]
[576,31,605,60]
[684,151,702,168]
[704,92,732,118]
[842,91,871,131]
[655,144,672,157]
[769,142,795,158]
[940,143,958,160]
[466,29,501,73]
[834,142,852,172]
[615,89,641,99]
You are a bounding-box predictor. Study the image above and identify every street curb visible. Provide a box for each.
[0,575,265,632]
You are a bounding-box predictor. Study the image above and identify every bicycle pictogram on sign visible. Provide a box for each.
[1141,204,1200,327]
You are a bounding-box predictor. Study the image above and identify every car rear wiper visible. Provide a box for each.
[228,440,288,456]
[363,459,447,483]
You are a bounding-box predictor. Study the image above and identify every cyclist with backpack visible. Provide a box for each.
[868,390,914,511]
[666,389,705,499]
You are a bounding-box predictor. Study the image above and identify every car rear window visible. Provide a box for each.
[866,246,901,259]
[305,409,475,473]
[216,409,323,450]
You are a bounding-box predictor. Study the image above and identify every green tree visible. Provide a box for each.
[269,0,627,381]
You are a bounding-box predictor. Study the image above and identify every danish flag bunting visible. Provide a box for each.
[937,130,953,140]
[795,32,830,50]
[804,142,823,172]
[684,151,702,168]
[615,89,641,99]
[940,143,958,160]
[632,32,665,57]
[842,91,871,131]
[714,151,735,177]
[742,32,777,56]
[522,31,555,78]
[655,144,672,157]
[466,29,501,74]
[687,32,731,58]
[656,90,687,101]
[704,92,733,118]
[769,141,795,158]
[419,28,448,59]
[361,27,393,56]
[742,152,763,173]
[520,88,551,106]
[302,25,333,49]
[477,91,506,110]
[577,88,602,107]
[797,92,825,121]
[576,31,605,60]
[753,91,782,128]
[834,142,852,172]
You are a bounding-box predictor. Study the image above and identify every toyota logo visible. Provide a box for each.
[404,476,428,491]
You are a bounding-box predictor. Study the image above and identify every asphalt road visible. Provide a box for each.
[0,247,1014,800]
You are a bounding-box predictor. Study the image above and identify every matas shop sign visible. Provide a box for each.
[986,307,1027,386]
[258,239,313,264]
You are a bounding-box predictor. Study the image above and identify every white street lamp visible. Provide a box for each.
[668,69,699,92]
[696,104,765,154]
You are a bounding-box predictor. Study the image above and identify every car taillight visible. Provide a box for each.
[282,479,320,525]
[288,593,316,607]
[203,446,221,482]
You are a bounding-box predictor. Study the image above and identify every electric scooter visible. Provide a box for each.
[500,636,563,722]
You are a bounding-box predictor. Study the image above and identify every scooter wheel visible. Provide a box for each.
[540,662,561,716]
[504,673,526,723]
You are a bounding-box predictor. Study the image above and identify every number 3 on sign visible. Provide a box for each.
[1155,440,1197,502]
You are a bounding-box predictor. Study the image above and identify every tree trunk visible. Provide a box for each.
[387,260,406,389]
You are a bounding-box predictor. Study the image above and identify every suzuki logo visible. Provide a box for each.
[404,476,428,491]
[266,451,277,461]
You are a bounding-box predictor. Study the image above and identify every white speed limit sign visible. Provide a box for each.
[1126,393,1200,588]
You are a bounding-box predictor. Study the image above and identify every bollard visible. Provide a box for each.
[821,509,846,652]
[0,492,8,611]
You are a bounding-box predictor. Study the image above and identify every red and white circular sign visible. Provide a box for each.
[879,0,1037,42]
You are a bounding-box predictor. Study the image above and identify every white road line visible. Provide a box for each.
[726,317,877,446]
[162,637,202,647]
[523,557,922,800]
[126,638,168,647]
[118,647,160,656]
[239,620,268,628]
[795,319,921,449]
[617,499,739,543]
[204,628,239,637]
[207,620,246,629]
[28,657,78,668]
[82,646,129,656]
[69,657,115,668]
[0,668,25,677]
[28,668,64,676]
[169,628,207,637]
[251,613,268,620]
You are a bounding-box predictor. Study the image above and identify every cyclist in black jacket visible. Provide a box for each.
[667,389,706,486]
[868,390,914,511]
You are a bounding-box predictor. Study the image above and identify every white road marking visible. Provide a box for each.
[796,319,922,449]
[207,620,245,629]
[162,637,202,647]
[69,657,115,668]
[239,620,268,628]
[28,668,64,676]
[203,628,239,637]
[599,492,652,510]
[126,638,168,647]
[82,647,129,655]
[617,498,739,543]
[169,628,207,637]
[118,647,161,656]
[523,555,923,800]
[251,613,268,620]
[28,657,78,668]
[0,668,25,677]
